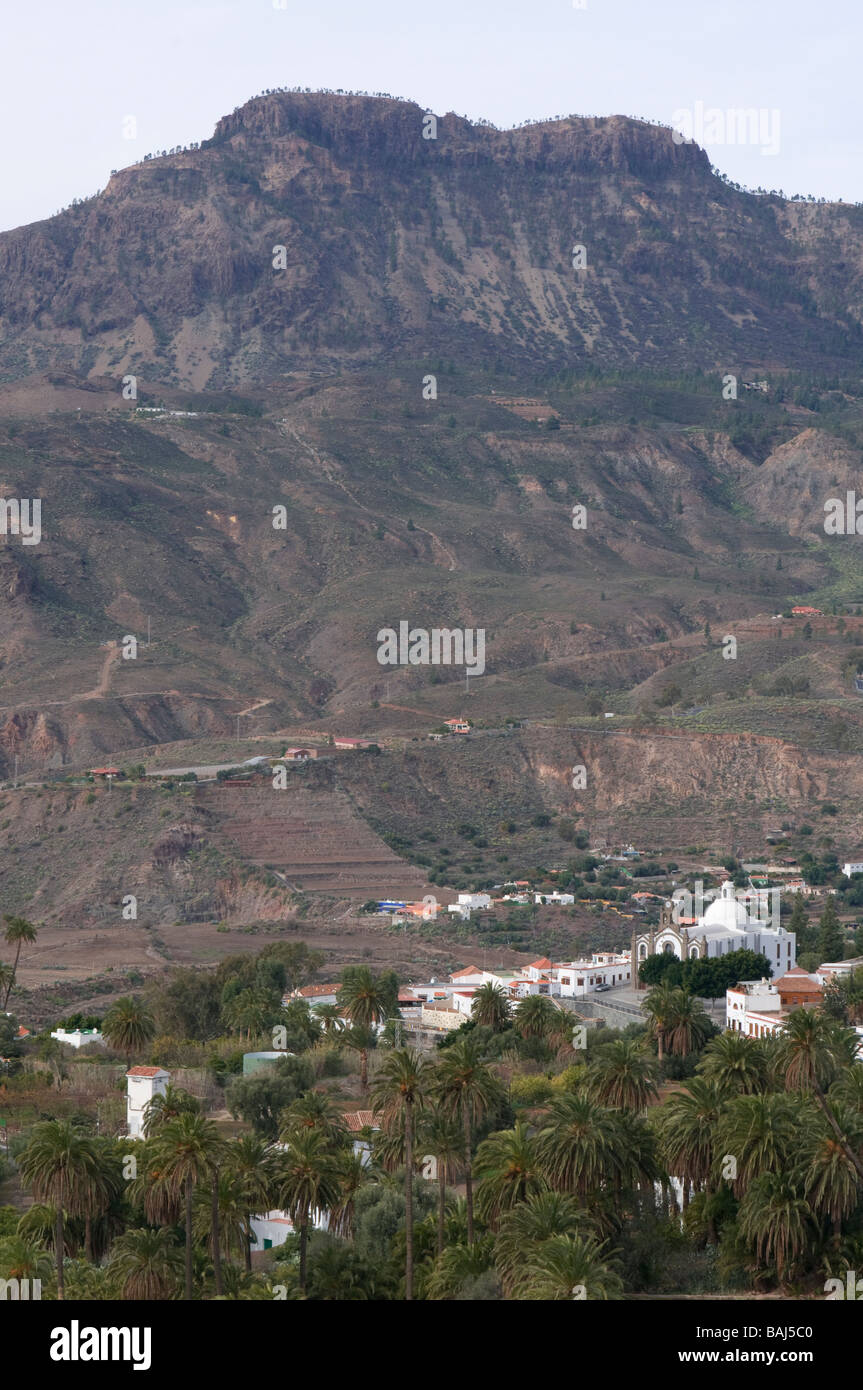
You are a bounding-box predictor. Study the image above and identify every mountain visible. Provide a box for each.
[2,91,863,386]
[0,91,861,825]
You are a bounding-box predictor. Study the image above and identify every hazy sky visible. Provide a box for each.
[2,0,860,231]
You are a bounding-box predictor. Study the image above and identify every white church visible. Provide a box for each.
[631,880,796,981]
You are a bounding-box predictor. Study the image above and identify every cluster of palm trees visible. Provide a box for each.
[6,956,863,1299]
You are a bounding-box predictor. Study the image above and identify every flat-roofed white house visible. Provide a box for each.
[50,1027,104,1049]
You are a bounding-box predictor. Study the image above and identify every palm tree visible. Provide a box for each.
[338,969,390,1087]
[2,916,37,1006]
[142,1083,201,1136]
[664,988,713,1057]
[107,1228,184,1300]
[17,1120,100,1299]
[586,1038,658,1111]
[148,1112,225,1300]
[0,1234,53,1284]
[696,1030,769,1094]
[799,1102,863,1239]
[330,1152,368,1242]
[372,1047,431,1300]
[774,1009,863,1183]
[432,1035,503,1244]
[521,1232,623,1300]
[0,961,15,1010]
[714,1092,801,1196]
[419,1111,465,1255]
[514,994,558,1040]
[657,1077,728,1221]
[279,1091,349,1147]
[474,1121,546,1227]
[495,1190,591,1295]
[644,984,712,1059]
[102,996,155,1063]
[338,1025,378,1091]
[425,1236,497,1300]
[535,1092,623,1197]
[643,982,678,1061]
[192,1168,251,1270]
[315,1003,344,1036]
[737,1171,814,1284]
[226,1135,277,1272]
[274,1128,341,1292]
[471,982,511,1031]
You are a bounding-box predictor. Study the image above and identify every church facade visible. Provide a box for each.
[631,880,796,987]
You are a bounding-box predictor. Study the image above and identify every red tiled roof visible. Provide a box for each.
[451,965,482,978]
[529,957,553,969]
[297,983,338,997]
[126,1065,167,1077]
[342,1110,377,1133]
[776,973,822,993]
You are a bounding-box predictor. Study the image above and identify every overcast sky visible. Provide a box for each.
[1,0,859,232]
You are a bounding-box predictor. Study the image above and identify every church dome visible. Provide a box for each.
[702,880,748,929]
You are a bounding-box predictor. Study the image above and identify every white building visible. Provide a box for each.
[534,892,575,906]
[633,880,796,976]
[553,952,632,998]
[726,968,823,1038]
[126,1065,170,1139]
[842,861,863,878]
[50,1027,104,1049]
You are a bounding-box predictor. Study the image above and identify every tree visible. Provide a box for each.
[586,1039,658,1111]
[514,994,558,1040]
[18,1121,100,1300]
[696,1030,769,1095]
[774,1010,863,1183]
[657,1077,728,1221]
[799,1102,863,1238]
[227,1134,278,1272]
[643,982,679,1060]
[2,916,37,1007]
[432,1035,503,1244]
[372,1048,431,1299]
[535,1093,622,1198]
[226,1057,313,1139]
[494,1190,589,1296]
[474,1121,546,1228]
[275,1128,341,1291]
[646,985,712,1058]
[471,982,510,1032]
[0,961,14,1009]
[102,996,155,1063]
[715,1092,801,1195]
[224,987,281,1040]
[338,968,391,1087]
[107,1228,184,1300]
[419,1111,465,1256]
[142,1084,201,1136]
[818,897,845,963]
[737,1172,813,1284]
[149,1112,225,1300]
[520,1233,623,1300]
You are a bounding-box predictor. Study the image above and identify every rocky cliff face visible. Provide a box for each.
[0,92,861,387]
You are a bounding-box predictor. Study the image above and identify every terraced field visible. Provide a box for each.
[196,781,442,898]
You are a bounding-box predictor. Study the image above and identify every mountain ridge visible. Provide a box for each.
[1,91,863,388]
